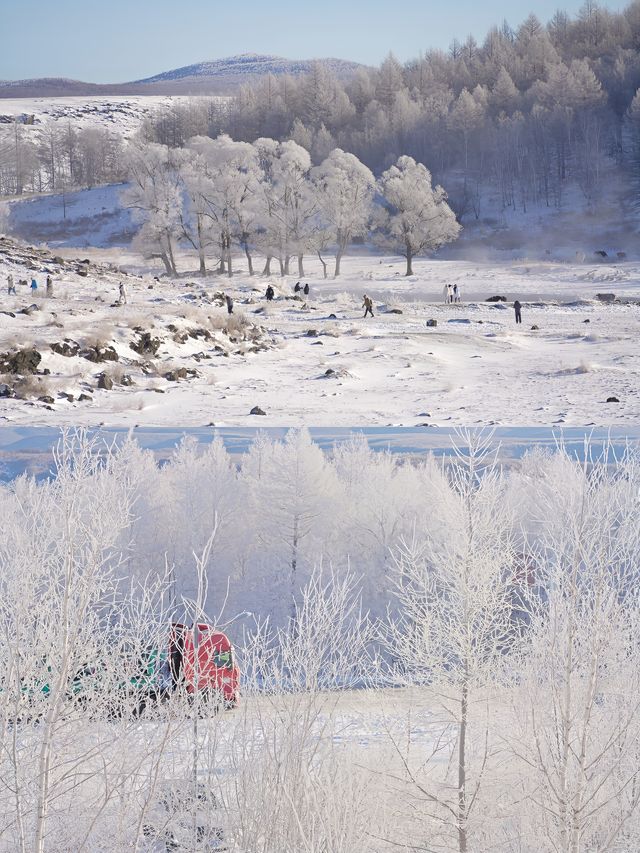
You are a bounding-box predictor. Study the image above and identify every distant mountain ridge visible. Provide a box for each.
[0,54,365,98]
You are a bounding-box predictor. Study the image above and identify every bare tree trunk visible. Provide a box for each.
[297,254,304,277]
[224,233,233,277]
[160,252,173,276]
[166,240,178,276]
[244,243,254,275]
[291,514,299,621]
[405,245,413,276]
[197,217,206,275]
[262,256,272,276]
[278,257,285,276]
[284,255,291,275]
[317,251,328,279]
[457,673,469,853]
[334,248,344,278]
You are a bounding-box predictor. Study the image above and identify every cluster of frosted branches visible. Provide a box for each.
[0,429,639,851]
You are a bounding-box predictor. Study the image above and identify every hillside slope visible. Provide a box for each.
[0,54,364,98]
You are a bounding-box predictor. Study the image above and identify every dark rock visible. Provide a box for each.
[426,319,438,327]
[51,339,80,357]
[583,319,590,323]
[59,392,74,402]
[250,405,266,415]
[486,295,507,302]
[311,340,323,345]
[386,308,403,314]
[328,313,337,320]
[82,345,119,363]
[306,329,319,337]
[80,259,90,265]
[606,396,620,403]
[164,368,189,381]
[78,393,92,402]
[596,293,616,303]
[97,373,113,390]
[188,327,212,341]
[120,374,134,386]
[20,303,40,315]
[448,318,471,324]
[153,388,165,393]
[76,267,89,277]
[38,395,55,404]
[324,368,335,376]
[131,332,162,356]
[0,383,15,398]
[531,325,539,330]
[0,348,42,374]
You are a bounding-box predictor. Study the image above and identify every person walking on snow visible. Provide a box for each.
[362,294,374,318]
[442,283,449,304]
[294,282,301,293]
[303,283,309,296]
[118,282,127,304]
[514,300,522,324]
[453,283,460,303]
[30,278,38,294]
[225,294,234,315]
[265,285,274,301]
[7,274,16,295]
[46,275,54,298]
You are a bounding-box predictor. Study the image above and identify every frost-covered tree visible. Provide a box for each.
[312,149,376,276]
[388,432,521,853]
[254,139,318,276]
[122,142,183,275]
[185,134,263,276]
[507,445,640,853]
[376,155,461,275]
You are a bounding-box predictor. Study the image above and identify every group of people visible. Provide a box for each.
[6,273,54,297]
[443,283,461,303]
[263,282,309,302]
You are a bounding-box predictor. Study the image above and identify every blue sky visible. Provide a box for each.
[1,0,623,82]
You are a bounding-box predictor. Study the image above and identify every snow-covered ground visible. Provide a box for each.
[6,183,135,248]
[1,241,639,429]
[0,95,222,137]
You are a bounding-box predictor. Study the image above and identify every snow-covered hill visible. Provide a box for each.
[135,53,364,84]
[0,54,365,98]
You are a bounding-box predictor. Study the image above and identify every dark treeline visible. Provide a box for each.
[142,1,640,222]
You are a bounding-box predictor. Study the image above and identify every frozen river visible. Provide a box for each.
[1,425,638,481]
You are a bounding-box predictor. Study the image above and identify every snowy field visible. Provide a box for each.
[0,95,220,136]
[1,245,639,429]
